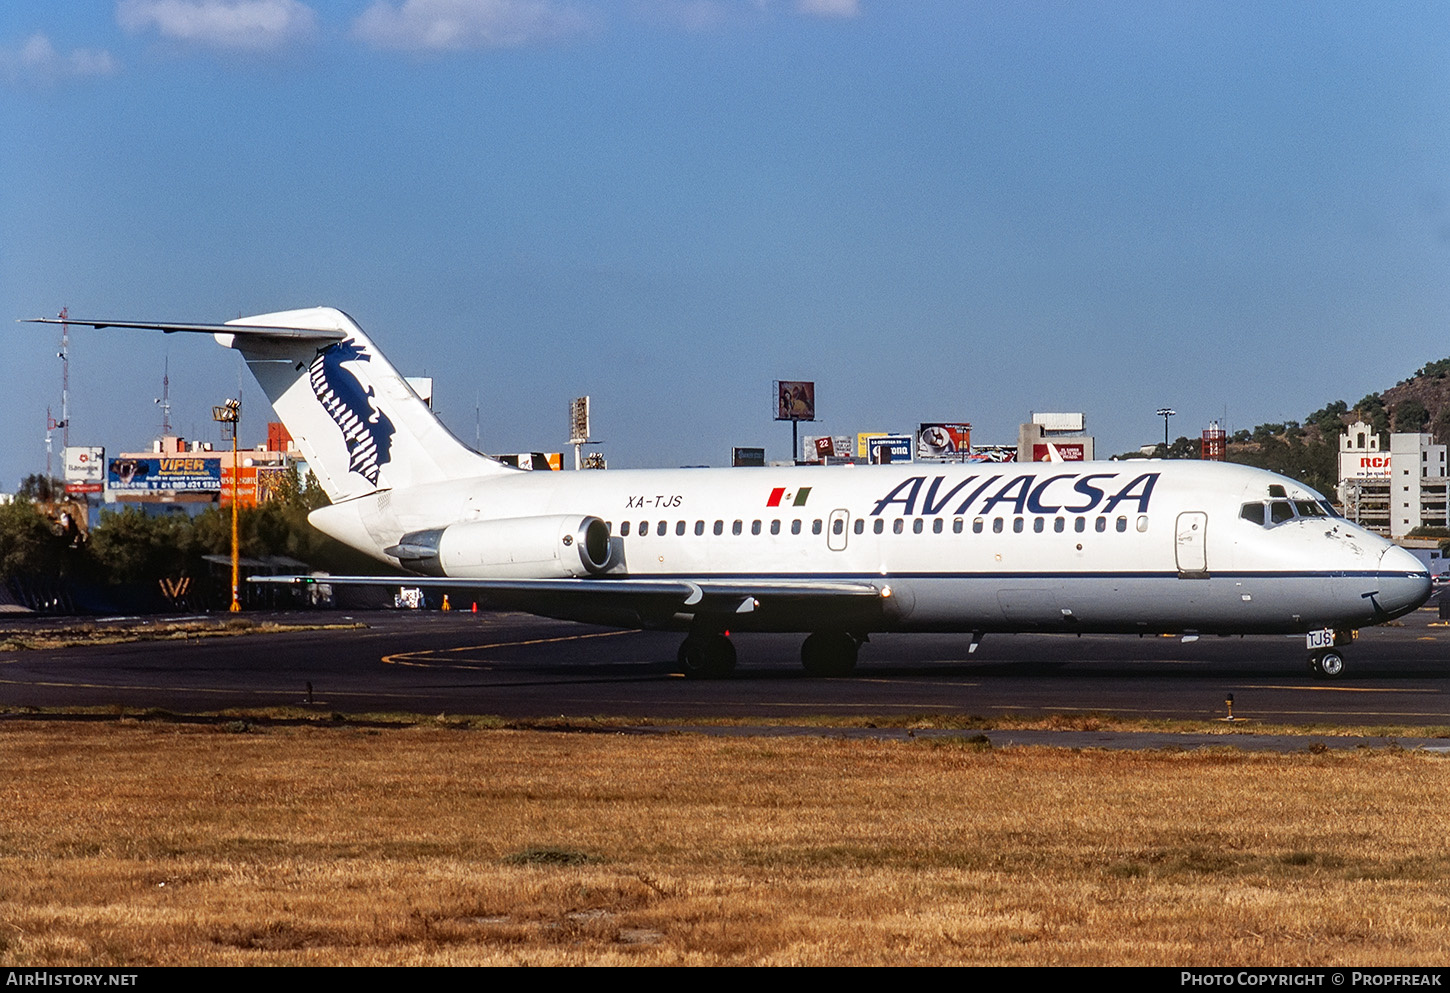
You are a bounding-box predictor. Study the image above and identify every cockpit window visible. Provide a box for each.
[1244,497,1342,527]
[1268,484,1287,498]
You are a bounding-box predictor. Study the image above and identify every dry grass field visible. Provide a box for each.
[1,717,1448,966]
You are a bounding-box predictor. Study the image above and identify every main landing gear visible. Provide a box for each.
[1307,649,1346,678]
[677,632,737,680]
[800,631,862,677]
[675,629,865,679]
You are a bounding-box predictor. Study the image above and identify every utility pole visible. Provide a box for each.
[1156,407,1176,457]
[213,398,242,613]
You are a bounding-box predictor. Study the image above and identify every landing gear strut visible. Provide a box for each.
[801,631,861,677]
[1308,650,1346,678]
[678,632,736,680]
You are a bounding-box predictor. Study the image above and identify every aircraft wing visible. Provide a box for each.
[251,574,890,622]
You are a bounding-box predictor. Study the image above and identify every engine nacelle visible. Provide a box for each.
[386,515,615,579]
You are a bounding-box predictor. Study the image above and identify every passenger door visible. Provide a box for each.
[1175,511,1208,578]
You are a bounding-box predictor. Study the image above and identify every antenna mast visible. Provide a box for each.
[156,356,173,436]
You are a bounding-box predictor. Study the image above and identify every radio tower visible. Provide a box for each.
[156,356,173,436]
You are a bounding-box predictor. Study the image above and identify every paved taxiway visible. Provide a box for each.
[1,604,1447,730]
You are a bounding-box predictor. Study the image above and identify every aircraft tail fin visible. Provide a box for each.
[222,307,509,501]
[31,307,512,502]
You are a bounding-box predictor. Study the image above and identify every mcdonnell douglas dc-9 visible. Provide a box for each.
[33,307,1430,679]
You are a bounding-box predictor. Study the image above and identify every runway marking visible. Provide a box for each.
[382,630,637,669]
[1234,684,1440,694]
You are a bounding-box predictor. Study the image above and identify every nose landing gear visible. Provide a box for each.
[1308,649,1345,678]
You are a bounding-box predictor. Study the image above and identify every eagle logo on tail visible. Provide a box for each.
[309,338,395,485]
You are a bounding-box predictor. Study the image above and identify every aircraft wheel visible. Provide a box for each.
[1315,650,1345,679]
[678,634,736,680]
[801,631,859,677]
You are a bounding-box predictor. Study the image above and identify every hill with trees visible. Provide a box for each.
[1124,356,1450,498]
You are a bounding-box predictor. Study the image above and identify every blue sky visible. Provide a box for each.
[4,1,1450,489]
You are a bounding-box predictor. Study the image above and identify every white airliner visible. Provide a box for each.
[34,307,1431,679]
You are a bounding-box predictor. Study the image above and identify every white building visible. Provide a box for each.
[1338,419,1448,538]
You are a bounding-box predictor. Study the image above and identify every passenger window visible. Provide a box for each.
[1270,501,1294,524]
[1095,517,1107,533]
[933,518,943,534]
[620,521,631,536]
[1136,515,1149,533]
[751,520,761,535]
[993,518,1004,533]
[1033,518,1044,533]
[713,520,724,536]
[873,519,884,534]
[695,521,705,536]
[1012,518,1024,533]
[833,519,844,535]
[953,518,963,534]
[1116,516,1127,532]
[1074,517,1086,533]
[893,519,904,534]
[732,520,743,535]
[854,519,864,535]
[1054,517,1065,533]
[912,519,924,534]
[812,519,823,535]
[658,521,667,535]
[792,519,803,535]
[676,521,686,536]
[973,518,984,534]
[771,520,781,535]
[1240,503,1265,526]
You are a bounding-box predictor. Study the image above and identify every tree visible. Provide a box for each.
[16,474,62,502]
[1393,400,1429,433]
[0,499,71,580]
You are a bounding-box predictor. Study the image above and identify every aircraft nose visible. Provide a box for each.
[1376,544,1431,619]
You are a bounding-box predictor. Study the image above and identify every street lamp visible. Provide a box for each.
[212,398,241,613]
[1156,407,1176,457]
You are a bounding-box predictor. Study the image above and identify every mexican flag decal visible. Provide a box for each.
[766,486,811,508]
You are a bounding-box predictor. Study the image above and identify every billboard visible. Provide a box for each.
[64,446,105,482]
[775,381,816,422]
[1342,454,1391,480]
[917,423,972,460]
[803,435,851,461]
[108,456,221,492]
[732,447,766,467]
[1032,443,1086,462]
[868,436,913,464]
[569,396,591,446]
[219,466,258,507]
[964,446,1018,463]
[856,432,888,457]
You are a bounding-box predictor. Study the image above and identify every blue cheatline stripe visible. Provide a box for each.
[631,569,1418,583]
